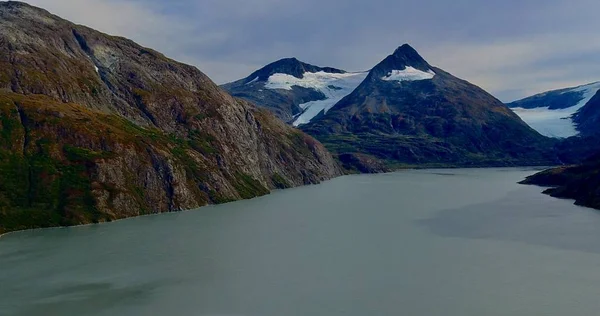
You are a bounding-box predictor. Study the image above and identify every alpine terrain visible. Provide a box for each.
[222,58,368,125]
[301,44,557,171]
[508,82,600,138]
[573,89,600,136]
[522,89,600,209]
[0,2,341,233]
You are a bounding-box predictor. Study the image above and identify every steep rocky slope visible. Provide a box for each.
[302,44,558,170]
[0,2,341,233]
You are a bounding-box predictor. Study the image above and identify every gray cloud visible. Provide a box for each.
[13,0,600,101]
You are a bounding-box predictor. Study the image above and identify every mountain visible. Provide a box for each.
[573,90,600,136]
[301,44,557,170]
[522,92,600,209]
[550,90,600,166]
[222,58,368,125]
[0,2,341,234]
[507,82,600,138]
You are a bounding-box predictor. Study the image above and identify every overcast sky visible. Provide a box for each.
[18,0,600,101]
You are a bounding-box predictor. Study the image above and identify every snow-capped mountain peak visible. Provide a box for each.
[244,57,346,83]
[392,44,429,65]
[222,59,368,124]
[366,44,435,83]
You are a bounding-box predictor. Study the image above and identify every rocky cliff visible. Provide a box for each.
[0,2,341,233]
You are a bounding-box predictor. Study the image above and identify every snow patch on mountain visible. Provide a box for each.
[381,67,435,82]
[265,72,361,91]
[264,71,369,126]
[246,76,259,85]
[511,82,600,138]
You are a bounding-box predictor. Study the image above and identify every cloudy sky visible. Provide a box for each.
[20,0,600,101]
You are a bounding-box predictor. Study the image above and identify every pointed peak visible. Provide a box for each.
[268,57,303,68]
[393,44,418,56]
[366,43,432,76]
[391,44,427,63]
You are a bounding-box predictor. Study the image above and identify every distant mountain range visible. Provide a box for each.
[507,82,600,138]
[226,44,558,171]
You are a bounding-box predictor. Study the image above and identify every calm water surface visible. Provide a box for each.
[2,168,600,316]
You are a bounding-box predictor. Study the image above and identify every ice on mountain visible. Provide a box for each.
[264,71,369,126]
[381,67,435,82]
[246,77,259,85]
[511,82,600,138]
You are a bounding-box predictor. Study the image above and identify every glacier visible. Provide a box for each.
[511,82,600,138]
[264,71,369,126]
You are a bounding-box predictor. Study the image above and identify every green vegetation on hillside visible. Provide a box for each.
[0,93,271,234]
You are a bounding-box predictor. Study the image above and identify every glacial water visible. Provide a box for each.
[2,168,600,316]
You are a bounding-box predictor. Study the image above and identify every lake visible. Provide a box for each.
[2,168,600,316]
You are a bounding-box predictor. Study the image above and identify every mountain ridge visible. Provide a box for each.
[0,1,342,233]
[242,57,347,83]
[222,57,366,124]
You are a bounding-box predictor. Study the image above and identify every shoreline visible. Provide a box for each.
[0,166,553,239]
[0,173,342,238]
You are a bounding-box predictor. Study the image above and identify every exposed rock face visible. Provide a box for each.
[302,44,558,169]
[0,2,341,233]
